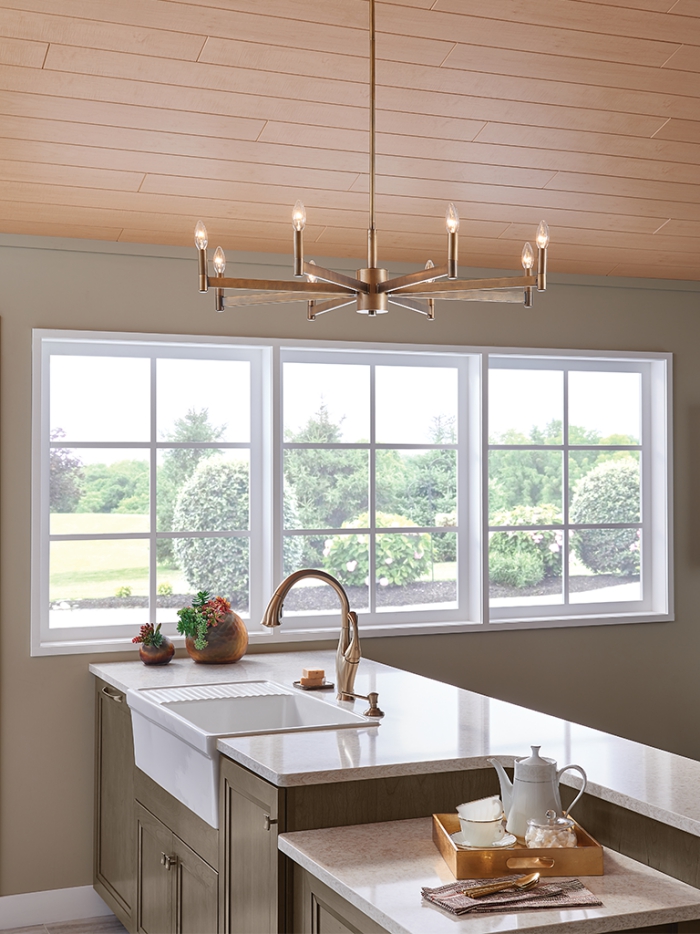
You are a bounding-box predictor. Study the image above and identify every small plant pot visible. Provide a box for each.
[138,639,175,666]
[185,610,249,664]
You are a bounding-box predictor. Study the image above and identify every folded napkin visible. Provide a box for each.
[421,876,603,916]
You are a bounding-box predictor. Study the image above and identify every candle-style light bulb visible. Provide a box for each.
[425,259,435,281]
[536,220,550,249]
[445,202,460,234]
[213,246,226,276]
[292,200,306,232]
[194,219,208,250]
[306,258,317,283]
[521,242,535,271]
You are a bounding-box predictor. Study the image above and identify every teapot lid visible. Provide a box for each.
[515,745,556,780]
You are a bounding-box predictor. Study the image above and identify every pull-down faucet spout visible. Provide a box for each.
[260,569,361,699]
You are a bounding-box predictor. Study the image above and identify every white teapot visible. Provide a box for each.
[488,746,587,841]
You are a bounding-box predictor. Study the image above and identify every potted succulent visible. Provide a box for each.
[132,622,175,666]
[176,590,248,664]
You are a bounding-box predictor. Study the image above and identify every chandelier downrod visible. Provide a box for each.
[368,0,377,268]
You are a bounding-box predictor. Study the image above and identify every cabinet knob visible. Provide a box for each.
[263,814,278,832]
[161,852,177,870]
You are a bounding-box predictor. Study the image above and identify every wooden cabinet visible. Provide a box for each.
[136,802,218,934]
[292,868,386,934]
[94,679,219,934]
[94,679,136,930]
[220,757,284,934]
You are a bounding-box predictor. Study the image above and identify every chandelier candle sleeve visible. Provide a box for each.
[195,219,208,292]
[536,220,549,291]
[446,203,459,279]
[522,242,535,308]
[293,200,306,278]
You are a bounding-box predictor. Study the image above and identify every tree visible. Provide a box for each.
[77,459,149,513]
[284,405,368,563]
[157,408,226,563]
[49,428,83,512]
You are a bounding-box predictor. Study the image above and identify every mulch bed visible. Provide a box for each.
[52,575,638,612]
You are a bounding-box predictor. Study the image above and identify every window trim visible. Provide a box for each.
[31,330,673,656]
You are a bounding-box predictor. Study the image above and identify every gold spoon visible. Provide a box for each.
[465,872,541,899]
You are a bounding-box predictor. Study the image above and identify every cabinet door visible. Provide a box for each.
[94,680,136,928]
[221,759,284,934]
[172,834,218,934]
[136,803,173,934]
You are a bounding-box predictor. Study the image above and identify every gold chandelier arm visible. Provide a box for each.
[398,275,536,295]
[224,290,352,306]
[308,296,358,319]
[388,297,432,316]
[210,276,352,295]
[303,261,367,293]
[379,264,449,293]
[407,288,526,303]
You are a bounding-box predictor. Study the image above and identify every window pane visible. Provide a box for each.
[376,531,457,611]
[489,529,563,607]
[569,371,641,445]
[49,539,149,627]
[157,450,247,534]
[569,453,640,523]
[376,449,456,526]
[283,362,370,443]
[156,358,250,442]
[489,451,562,525]
[376,366,457,444]
[166,535,249,614]
[489,369,563,444]
[162,453,249,533]
[50,355,150,442]
[283,533,369,612]
[569,530,641,603]
[283,449,368,530]
[50,448,149,535]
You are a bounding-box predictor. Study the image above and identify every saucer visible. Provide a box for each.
[450,831,517,850]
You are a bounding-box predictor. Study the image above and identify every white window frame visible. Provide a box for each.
[485,351,672,629]
[31,330,672,656]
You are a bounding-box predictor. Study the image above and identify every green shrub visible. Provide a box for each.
[115,585,132,598]
[489,504,562,588]
[570,457,640,575]
[172,458,303,605]
[323,513,431,588]
[173,458,250,605]
[490,550,544,588]
[157,582,173,596]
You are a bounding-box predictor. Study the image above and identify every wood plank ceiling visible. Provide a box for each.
[0,0,699,280]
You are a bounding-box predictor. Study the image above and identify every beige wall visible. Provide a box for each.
[1,234,699,897]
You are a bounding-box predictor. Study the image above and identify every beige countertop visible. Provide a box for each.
[279,817,700,934]
[90,649,700,838]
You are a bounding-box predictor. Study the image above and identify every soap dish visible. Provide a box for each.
[293,679,335,691]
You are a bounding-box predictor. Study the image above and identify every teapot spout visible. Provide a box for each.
[487,757,513,818]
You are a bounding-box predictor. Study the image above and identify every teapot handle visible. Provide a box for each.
[557,764,588,818]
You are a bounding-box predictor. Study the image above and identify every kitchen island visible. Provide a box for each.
[90,650,700,933]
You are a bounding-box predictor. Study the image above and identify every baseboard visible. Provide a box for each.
[0,885,113,929]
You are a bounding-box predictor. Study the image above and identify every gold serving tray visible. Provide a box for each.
[432,813,604,879]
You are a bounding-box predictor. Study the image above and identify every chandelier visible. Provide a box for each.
[194,0,549,320]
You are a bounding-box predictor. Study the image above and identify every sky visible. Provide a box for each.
[49,355,641,459]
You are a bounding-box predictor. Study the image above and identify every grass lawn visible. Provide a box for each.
[49,513,188,600]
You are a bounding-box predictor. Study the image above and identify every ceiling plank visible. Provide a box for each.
[0,34,46,67]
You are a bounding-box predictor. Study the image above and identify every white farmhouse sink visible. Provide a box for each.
[127,681,378,828]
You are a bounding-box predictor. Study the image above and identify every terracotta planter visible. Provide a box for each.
[139,638,175,666]
[185,610,249,664]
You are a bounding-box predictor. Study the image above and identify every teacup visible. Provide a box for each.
[458,815,506,847]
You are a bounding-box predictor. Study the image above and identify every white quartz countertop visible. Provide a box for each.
[90,650,700,838]
[279,817,700,934]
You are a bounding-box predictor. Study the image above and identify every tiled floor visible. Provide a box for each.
[4,916,127,934]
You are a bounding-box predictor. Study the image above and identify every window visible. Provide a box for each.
[32,332,671,655]
[487,355,670,623]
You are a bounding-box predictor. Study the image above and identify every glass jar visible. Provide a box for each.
[525,809,577,848]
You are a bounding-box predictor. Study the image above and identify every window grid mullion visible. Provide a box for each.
[149,355,157,623]
[369,362,376,615]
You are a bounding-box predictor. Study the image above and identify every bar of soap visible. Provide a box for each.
[302,668,325,681]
